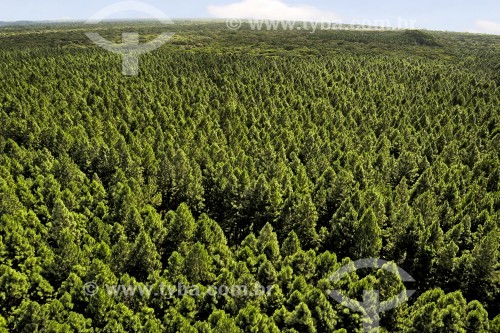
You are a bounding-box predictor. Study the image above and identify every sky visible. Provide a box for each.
[1,0,500,35]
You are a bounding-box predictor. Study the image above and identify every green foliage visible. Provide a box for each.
[0,21,499,332]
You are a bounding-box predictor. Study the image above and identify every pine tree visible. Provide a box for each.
[353,208,382,258]
[128,230,161,281]
[185,242,215,284]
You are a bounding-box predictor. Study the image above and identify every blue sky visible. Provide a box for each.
[2,0,500,34]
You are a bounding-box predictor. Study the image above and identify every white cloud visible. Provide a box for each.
[208,0,339,22]
[475,20,500,35]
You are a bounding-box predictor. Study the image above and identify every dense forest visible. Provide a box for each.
[0,21,499,332]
